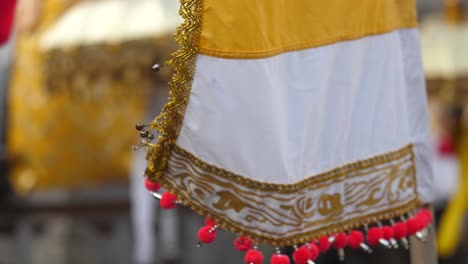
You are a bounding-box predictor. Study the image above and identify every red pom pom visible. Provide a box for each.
[244,249,264,264]
[160,192,178,209]
[309,243,319,260]
[366,227,383,246]
[234,237,253,252]
[393,222,407,239]
[317,236,331,253]
[348,231,364,249]
[417,209,432,228]
[438,135,456,156]
[270,254,290,264]
[406,218,422,236]
[382,226,394,240]
[292,246,311,264]
[332,233,348,249]
[205,217,216,226]
[144,178,161,192]
[198,225,217,244]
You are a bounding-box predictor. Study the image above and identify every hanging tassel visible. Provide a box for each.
[197,225,218,244]
[245,248,264,264]
[406,217,422,237]
[271,249,290,264]
[332,233,348,261]
[348,230,372,253]
[392,221,410,249]
[293,244,318,264]
[205,217,217,226]
[144,178,161,192]
[235,236,254,252]
[160,192,178,209]
[317,236,331,253]
[367,227,391,248]
[307,243,320,262]
[382,226,399,248]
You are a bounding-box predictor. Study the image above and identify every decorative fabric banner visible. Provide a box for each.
[142,0,434,248]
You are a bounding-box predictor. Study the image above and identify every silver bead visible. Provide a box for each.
[389,238,399,249]
[360,243,373,254]
[415,230,427,242]
[150,192,162,200]
[337,248,345,262]
[152,63,162,71]
[379,238,392,248]
[399,237,410,249]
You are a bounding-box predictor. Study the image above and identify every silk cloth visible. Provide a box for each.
[146,0,434,246]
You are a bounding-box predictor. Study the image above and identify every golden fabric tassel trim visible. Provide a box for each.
[145,0,204,181]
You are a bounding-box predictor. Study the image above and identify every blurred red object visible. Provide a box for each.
[0,0,17,45]
[438,135,456,156]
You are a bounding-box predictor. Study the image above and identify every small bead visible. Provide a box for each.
[135,123,145,131]
[152,64,162,71]
[140,130,149,138]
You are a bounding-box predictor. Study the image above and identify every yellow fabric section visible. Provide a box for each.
[8,0,146,193]
[200,0,418,59]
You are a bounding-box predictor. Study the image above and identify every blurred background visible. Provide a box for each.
[0,0,468,263]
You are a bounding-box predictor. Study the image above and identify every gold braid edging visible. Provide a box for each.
[145,0,204,180]
[159,175,422,246]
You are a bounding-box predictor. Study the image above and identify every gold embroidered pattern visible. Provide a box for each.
[145,0,204,181]
[158,144,420,246]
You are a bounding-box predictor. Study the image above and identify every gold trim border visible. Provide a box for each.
[159,152,421,246]
[159,144,421,246]
[145,0,204,180]
[173,144,414,193]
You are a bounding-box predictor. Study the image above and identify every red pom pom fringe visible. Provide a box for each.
[332,233,348,249]
[348,231,364,249]
[406,218,422,236]
[382,226,394,240]
[144,178,161,192]
[366,227,383,246]
[271,254,290,264]
[309,243,319,260]
[198,225,217,244]
[292,246,311,264]
[317,236,331,253]
[393,222,408,239]
[205,217,217,226]
[245,249,264,264]
[160,192,178,209]
[235,236,254,252]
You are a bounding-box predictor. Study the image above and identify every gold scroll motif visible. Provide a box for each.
[159,144,419,246]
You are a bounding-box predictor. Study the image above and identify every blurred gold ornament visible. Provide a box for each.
[12,168,37,195]
[444,0,463,25]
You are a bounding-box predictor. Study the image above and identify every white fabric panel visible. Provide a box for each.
[178,29,433,201]
[399,29,435,203]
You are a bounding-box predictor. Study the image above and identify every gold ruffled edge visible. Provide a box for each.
[145,0,204,181]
